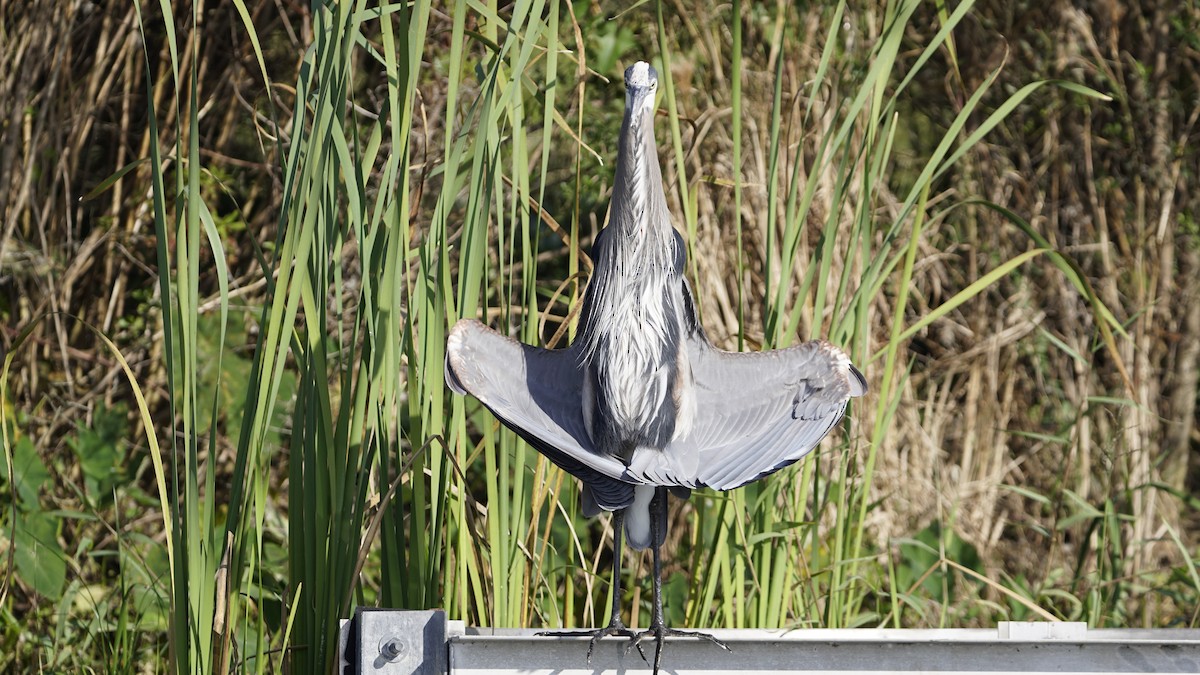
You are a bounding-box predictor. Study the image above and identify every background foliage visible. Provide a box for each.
[1,0,1198,671]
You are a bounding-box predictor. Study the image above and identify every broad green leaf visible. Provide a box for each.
[66,403,127,501]
[0,435,47,506]
[13,510,67,600]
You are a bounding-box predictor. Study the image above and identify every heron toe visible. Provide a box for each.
[627,624,732,675]
[537,621,647,664]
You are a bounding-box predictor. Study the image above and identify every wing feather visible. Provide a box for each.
[626,335,865,491]
[445,320,635,509]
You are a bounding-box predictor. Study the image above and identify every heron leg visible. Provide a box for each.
[628,488,731,674]
[537,509,645,663]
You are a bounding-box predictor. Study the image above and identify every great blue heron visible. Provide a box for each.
[445,60,866,673]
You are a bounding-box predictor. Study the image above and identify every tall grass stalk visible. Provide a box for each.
[130,1,223,671]
[674,0,1113,631]
[133,0,437,671]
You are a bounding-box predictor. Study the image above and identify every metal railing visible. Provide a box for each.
[339,609,1200,674]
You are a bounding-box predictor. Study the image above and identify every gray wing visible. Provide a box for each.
[625,335,867,491]
[445,319,636,510]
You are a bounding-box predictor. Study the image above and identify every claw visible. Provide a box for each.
[537,622,646,664]
[626,625,732,674]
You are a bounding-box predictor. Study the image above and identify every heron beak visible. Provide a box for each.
[623,61,658,119]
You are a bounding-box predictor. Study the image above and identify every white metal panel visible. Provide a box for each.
[339,612,1200,675]
[448,626,1200,675]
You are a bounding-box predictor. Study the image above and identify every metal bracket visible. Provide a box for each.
[343,608,446,674]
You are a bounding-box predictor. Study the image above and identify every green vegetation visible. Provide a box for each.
[2,0,1198,671]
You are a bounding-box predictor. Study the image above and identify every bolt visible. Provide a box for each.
[380,636,405,661]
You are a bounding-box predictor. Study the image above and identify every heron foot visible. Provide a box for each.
[627,625,732,675]
[537,622,647,664]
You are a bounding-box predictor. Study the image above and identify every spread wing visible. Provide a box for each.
[444,319,635,510]
[625,335,867,491]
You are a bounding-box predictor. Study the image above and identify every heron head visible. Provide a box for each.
[624,61,658,117]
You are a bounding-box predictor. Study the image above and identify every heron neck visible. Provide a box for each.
[612,106,670,238]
